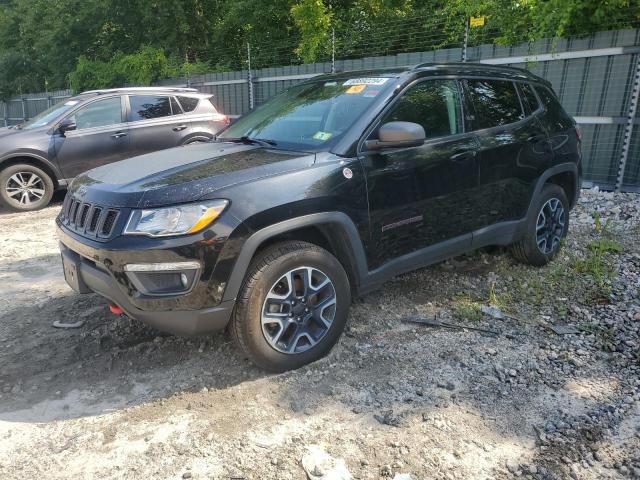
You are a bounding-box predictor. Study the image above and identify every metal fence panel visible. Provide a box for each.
[1,28,639,190]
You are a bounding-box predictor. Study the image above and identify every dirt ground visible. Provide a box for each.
[0,190,639,480]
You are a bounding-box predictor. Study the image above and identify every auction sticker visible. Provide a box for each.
[345,84,366,94]
[343,77,389,86]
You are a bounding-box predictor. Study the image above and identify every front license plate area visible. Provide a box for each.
[61,249,91,294]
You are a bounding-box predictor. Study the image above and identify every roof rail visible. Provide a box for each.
[411,62,529,74]
[82,86,199,95]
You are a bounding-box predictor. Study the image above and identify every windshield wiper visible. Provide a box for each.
[225,136,278,147]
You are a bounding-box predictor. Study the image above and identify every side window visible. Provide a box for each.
[464,79,524,129]
[129,96,172,121]
[177,96,199,112]
[381,80,462,139]
[170,97,183,115]
[534,85,574,126]
[519,83,541,114]
[68,97,122,130]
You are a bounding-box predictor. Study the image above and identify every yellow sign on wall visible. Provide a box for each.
[470,16,486,28]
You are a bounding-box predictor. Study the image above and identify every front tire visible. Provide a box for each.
[231,241,351,372]
[510,183,569,266]
[0,163,54,212]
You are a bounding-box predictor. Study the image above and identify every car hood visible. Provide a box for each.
[69,142,316,208]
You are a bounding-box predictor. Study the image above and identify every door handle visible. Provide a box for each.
[173,125,187,132]
[111,132,127,139]
[449,150,476,162]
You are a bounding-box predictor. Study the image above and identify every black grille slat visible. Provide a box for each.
[68,201,79,225]
[88,207,102,232]
[79,204,90,229]
[59,195,121,240]
[101,210,118,236]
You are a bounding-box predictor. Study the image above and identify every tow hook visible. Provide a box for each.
[109,303,124,315]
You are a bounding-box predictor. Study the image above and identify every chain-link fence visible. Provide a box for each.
[1,13,639,191]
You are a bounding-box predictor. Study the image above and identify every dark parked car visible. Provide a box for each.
[57,63,581,371]
[0,87,229,211]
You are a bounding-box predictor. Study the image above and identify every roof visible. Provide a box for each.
[309,62,549,85]
[81,86,201,95]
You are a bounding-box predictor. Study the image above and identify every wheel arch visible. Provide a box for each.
[527,163,579,218]
[222,213,369,303]
[0,154,62,189]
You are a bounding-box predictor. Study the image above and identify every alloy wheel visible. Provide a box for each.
[261,266,337,354]
[5,172,46,206]
[536,197,566,255]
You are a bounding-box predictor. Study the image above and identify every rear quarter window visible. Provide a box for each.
[519,83,541,114]
[464,79,524,130]
[535,86,574,127]
[177,96,200,112]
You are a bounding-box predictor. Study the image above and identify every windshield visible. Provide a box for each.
[219,76,395,151]
[21,99,81,130]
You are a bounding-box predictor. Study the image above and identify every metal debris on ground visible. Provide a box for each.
[52,320,85,329]
[549,324,580,335]
[403,315,499,335]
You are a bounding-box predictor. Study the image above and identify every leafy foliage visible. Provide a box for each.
[0,0,637,97]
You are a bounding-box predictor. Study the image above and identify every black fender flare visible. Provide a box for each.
[526,162,580,218]
[221,212,369,303]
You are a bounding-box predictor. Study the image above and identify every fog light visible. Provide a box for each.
[123,261,200,296]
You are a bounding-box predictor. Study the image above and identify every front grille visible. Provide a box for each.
[59,196,121,239]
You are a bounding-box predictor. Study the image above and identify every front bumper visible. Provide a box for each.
[57,224,236,336]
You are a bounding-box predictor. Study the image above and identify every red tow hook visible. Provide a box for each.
[109,303,124,315]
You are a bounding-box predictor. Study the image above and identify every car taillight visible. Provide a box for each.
[212,113,230,126]
[575,125,582,141]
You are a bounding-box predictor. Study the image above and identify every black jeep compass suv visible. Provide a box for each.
[57,63,581,371]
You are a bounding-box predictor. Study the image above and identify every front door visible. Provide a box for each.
[54,96,130,179]
[359,79,481,269]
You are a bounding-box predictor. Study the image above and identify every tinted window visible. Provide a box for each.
[170,97,182,114]
[178,96,199,112]
[69,97,122,130]
[129,96,172,121]
[465,79,523,129]
[519,83,540,114]
[382,80,462,138]
[535,85,573,127]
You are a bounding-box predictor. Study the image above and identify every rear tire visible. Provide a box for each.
[510,183,569,266]
[231,241,351,372]
[0,163,54,212]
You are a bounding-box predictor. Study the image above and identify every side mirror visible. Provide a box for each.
[57,118,77,135]
[365,121,426,150]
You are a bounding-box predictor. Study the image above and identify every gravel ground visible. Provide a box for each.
[0,189,639,480]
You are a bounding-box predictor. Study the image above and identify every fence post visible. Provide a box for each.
[2,101,7,127]
[247,42,254,110]
[47,95,53,109]
[462,18,469,62]
[21,97,27,122]
[615,53,640,192]
[331,28,336,73]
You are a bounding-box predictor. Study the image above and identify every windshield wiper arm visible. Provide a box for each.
[225,136,278,147]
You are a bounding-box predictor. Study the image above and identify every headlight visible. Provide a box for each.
[124,200,228,237]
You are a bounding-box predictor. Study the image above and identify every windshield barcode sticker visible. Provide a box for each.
[343,78,389,86]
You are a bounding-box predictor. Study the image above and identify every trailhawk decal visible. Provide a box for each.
[381,215,424,232]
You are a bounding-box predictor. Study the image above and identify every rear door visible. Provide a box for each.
[462,78,553,226]
[359,78,482,269]
[177,95,228,139]
[54,95,130,179]
[126,94,188,157]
